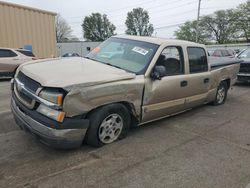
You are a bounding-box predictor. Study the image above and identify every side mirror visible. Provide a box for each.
[151,65,166,80]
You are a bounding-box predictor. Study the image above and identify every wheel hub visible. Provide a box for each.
[98,114,123,144]
[217,87,225,104]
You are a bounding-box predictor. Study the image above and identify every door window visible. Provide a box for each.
[0,49,17,57]
[155,46,184,76]
[17,50,35,57]
[187,47,208,73]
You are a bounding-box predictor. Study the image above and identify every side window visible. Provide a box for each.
[0,49,17,57]
[17,50,35,57]
[222,50,228,57]
[187,47,208,73]
[155,46,184,76]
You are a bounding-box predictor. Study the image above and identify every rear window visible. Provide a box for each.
[0,49,17,57]
[17,50,35,57]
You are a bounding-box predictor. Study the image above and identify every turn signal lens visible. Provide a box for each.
[57,95,63,106]
[57,112,65,123]
[37,104,65,123]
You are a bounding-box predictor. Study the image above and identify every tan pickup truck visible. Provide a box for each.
[11,35,241,148]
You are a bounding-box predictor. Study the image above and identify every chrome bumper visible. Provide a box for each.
[11,98,88,149]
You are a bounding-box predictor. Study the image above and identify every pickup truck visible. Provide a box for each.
[236,48,250,82]
[11,35,241,148]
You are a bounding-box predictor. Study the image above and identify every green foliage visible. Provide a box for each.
[174,21,207,43]
[174,0,250,44]
[125,8,154,36]
[82,13,116,41]
[234,0,250,42]
[200,10,237,44]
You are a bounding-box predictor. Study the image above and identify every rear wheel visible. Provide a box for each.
[85,103,130,147]
[213,81,228,105]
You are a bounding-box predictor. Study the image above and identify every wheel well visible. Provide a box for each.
[85,102,139,125]
[222,79,230,90]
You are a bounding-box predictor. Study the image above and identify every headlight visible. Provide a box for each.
[37,104,65,122]
[39,88,65,106]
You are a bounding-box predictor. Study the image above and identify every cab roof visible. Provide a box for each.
[112,35,205,48]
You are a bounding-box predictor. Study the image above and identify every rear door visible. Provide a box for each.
[0,49,20,73]
[184,47,211,108]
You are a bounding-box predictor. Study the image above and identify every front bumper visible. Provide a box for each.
[11,96,90,149]
[237,74,250,82]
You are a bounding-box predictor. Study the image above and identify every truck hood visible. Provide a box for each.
[18,57,136,89]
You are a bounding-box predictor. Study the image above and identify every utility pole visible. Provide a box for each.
[196,0,201,42]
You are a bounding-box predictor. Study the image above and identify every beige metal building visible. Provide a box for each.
[0,1,57,58]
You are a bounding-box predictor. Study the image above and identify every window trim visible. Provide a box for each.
[187,46,208,74]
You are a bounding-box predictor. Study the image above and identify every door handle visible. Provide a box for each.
[180,80,188,87]
[204,78,210,83]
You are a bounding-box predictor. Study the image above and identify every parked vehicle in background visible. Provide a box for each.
[212,49,235,58]
[207,50,214,56]
[11,35,240,149]
[237,48,250,82]
[62,53,80,57]
[234,49,242,56]
[0,48,36,77]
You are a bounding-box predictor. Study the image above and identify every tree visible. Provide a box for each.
[55,14,73,42]
[234,0,250,42]
[125,8,154,36]
[82,13,116,41]
[199,10,237,44]
[174,21,207,43]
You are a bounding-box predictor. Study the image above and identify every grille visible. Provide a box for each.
[17,71,40,93]
[239,63,250,73]
[15,71,41,108]
[18,90,33,104]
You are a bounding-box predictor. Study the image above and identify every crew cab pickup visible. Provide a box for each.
[11,35,241,148]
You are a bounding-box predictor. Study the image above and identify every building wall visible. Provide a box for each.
[0,1,57,58]
[57,42,101,57]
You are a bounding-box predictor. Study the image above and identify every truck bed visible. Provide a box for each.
[209,56,242,70]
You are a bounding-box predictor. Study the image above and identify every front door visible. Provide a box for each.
[142,46,189,122]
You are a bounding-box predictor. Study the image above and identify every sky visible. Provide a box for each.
[2,0,248,40]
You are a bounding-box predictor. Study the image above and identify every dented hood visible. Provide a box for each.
[19,57,136,89]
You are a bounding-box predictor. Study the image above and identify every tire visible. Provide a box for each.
[213,81,228,105]
[85,103,131,147]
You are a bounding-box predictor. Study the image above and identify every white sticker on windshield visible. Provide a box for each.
[132,46,149,55]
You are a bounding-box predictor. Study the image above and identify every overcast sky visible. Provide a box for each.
[2,0,248,40]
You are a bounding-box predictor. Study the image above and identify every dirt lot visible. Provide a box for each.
[0,79,250,188]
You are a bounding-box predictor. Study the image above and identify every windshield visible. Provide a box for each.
[238,49,250,59]
[86,37,159,74]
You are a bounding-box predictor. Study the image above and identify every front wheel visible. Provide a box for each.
[213,81,228,105]
[85,103,130,147]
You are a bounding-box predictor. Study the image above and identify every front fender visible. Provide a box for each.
[63,76,145,118]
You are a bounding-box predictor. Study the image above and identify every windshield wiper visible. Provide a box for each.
[85,57,127,72]
[84,56,92,60]
[105,63,123,70]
